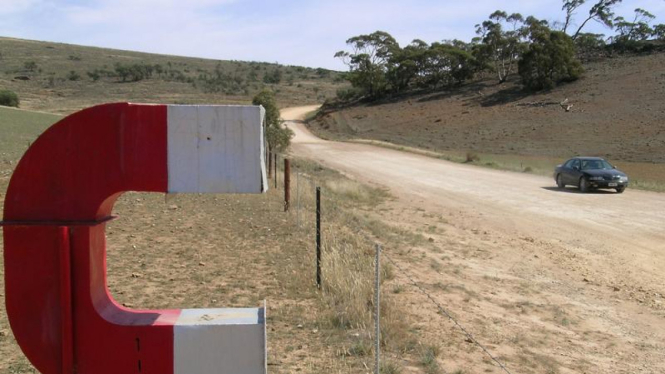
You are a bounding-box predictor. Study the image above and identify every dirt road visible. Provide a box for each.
[282,106,665,374]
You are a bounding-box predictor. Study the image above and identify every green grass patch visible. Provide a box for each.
[303,109,319,122]
[0,107,61,161]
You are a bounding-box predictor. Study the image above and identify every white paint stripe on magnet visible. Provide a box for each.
[167,105,267,194]
[174,308,267,374]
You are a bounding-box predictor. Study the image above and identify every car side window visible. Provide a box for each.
[572,160,581,170]
[564,160,575,168]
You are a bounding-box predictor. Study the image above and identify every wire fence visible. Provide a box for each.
[381,251,514,374]
[270,154,514,374]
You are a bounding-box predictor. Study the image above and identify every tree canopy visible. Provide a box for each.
[334,31,399,98]
[519,29,583,90]
[334,1,663,97]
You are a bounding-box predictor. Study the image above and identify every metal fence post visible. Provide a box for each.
[296,173,301,227]
[374,243,381,374]
[316,187,321,289]
[268,151,273,180]
[284,159,290,212]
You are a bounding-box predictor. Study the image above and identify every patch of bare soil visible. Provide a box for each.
[372,198,665,374]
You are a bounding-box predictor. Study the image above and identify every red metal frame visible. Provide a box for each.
[3,103,177,374]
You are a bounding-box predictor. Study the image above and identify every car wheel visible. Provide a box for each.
[616,186,626,194]
[579,177,589,193]
[556,174,565,189]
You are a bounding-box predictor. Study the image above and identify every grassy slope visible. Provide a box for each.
[0,106,61,167]
[309,52,665,191]
[0,37,346,114]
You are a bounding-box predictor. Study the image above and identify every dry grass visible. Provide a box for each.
[318,230,374,330]
[381,360,403,374]
[289,158,416,359]
[465,152,480,163]
[419,344,442,374]
[323,179,390,207]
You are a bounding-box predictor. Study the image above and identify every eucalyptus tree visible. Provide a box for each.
[419,42,476,87]
[385,39,428,93]
[560,0,623,40]
[334,31,400,98]
[613,8,657,41]
[474,11,526,83]
[518,19,583,90]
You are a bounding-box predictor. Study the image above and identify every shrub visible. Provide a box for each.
[0,90,19,107]
[465,152,480,163]
[23,61,38,72]
[518,30,583,91]
[262,69,282,84]
[654,24,665,41]
[197,63,247,94]
[575,33,606,52]
[87,70,101,81]
[609,39,658,54]
[419,344,442,373]
[266,125,294,152]
[336,87,362,101]
[252,89,293,151]
[114,62,157,82]
[315,68,331,78]
[67,70,81,81]
[381,361,403,374]
[333,74,347,83]
[347,339,371,356]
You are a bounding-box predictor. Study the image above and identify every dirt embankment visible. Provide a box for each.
[310,53,665,164]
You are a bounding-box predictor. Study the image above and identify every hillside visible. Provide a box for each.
[0,37,346,114]
[309,52,665,188]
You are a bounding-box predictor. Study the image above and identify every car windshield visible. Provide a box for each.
[581,159,613,170]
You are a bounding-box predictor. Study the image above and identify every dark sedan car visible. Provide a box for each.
[554,157,629,193]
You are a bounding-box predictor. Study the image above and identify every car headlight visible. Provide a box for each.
[588,176,604,181]
[620,176,629,182]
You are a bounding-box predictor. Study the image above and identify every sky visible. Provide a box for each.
[1,0,664,70]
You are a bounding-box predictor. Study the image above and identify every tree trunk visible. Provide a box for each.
[572,16,594,40]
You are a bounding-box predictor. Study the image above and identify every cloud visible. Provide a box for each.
[2,0,664,70]
[0,0,44,15]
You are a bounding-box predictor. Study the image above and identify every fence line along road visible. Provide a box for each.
[285,164,513,373]
[381,250,515,374]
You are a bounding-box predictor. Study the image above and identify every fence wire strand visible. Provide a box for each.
[288,166,514,374]
[382,249,514,374]
[346,224,514,374]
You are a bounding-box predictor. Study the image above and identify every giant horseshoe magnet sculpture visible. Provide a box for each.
[2,103,268,374]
